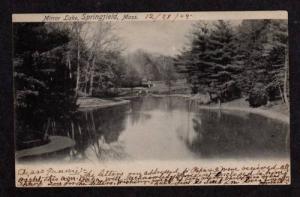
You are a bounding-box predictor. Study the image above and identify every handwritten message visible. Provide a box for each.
[16,164,290,187]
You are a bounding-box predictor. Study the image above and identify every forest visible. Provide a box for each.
[13,19,288,149]
[13,22,178,148]
[175,20,288,108]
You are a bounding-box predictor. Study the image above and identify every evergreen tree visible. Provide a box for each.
[237,20,288,106]
[176,21,242,102]
[175,23,212,94]
[205,21,243,102]
[13,23,78,148]
[237,20,271,94]
[265,20,288,104]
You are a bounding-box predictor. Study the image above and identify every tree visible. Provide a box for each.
[176,21,243,102]
[237,20,288,107]
[84,22,122,96]
[66,22,86,97]
[205,21,243,102]
[53,22,125,97]
[158,56,177,94]
[237,20,272,94]
[13,23,78,148]
[266,20,289,107]
[175,23,213,94]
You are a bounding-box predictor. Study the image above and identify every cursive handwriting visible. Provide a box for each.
[16,164,290,187]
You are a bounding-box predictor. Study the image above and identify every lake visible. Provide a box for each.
[17,96,289,163]
[61,96,289,163]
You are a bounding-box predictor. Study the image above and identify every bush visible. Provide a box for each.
[221,81,241,102]
[248,84,268,107]
[266,86,281,101]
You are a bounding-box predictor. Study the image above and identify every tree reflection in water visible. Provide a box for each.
[182,109,289,159]
[48,104,129,162]
[35,96,289,162]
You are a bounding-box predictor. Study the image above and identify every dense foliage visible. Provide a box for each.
[14,22,180,147]
[14,23,78,148]
[175,20,288,106]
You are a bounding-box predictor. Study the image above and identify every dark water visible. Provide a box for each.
[27,96,289,163]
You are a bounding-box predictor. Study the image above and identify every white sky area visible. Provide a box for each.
[115,20,242,57]
[116,21,193,56]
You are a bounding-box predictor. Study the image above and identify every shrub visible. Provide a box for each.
[220,81,241,102]
[248,83,268,107]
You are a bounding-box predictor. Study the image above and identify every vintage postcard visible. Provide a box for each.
[13,11,290,187]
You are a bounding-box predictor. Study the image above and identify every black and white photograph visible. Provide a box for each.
[13,12,290,186]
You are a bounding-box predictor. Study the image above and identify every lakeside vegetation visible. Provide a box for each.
[14,19,289,152]
[175,20,288,108]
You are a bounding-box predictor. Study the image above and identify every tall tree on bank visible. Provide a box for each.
[266,20,289,107]
[13,23,78,148]
[68,22,86,97]
[205,21,243,102]
[176,21,242,103]
[54,22,125,97]
[85,23,123,96]
[237,20,288,107]
[237,20,272,94]
[175,23,213,94]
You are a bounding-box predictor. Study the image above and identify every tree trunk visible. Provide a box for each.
[43,118,51,141]
[278,86,285,103]
[75,30,80,96]
[89,57,95,96]
[67,54,72,79]
[71,121,75,140]
[84,62,89,95]
[283,51,289,110]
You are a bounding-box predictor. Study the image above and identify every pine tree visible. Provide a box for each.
[237,20,271,94]
[176,21,243,102]
[175,23,213,94]
[13,23,78,148]
[205,21,243,102]
[265,20,288,105]
[237,19,288,106]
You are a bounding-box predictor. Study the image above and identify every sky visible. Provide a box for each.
[115,20,242,57]
[116,21,194,57]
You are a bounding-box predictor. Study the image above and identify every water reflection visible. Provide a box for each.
[184,109,289,159]
[27,96,289,162]
[70,105,129,161]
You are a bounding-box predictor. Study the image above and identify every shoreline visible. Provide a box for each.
[16,136,75,159]
[77,97,130,110]
[197,105,289,124]
[150,94,289,124]
[77,94,289,124]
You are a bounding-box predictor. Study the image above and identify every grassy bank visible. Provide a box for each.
[198,98,289,124]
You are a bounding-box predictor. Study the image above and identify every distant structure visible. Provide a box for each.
[141,78,153,88]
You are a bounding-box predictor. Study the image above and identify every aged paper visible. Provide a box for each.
[13,11,289,187]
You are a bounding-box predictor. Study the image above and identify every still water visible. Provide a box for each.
[60,96,289,163]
